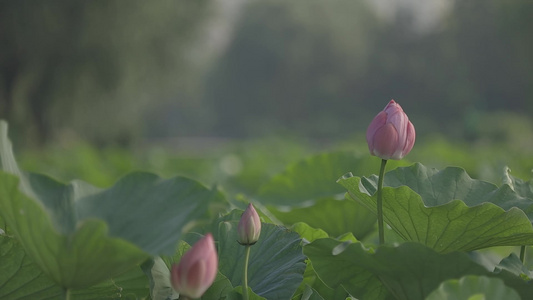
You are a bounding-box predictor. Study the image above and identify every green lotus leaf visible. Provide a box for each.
[69,266,149,299]
[215,211,306,300]
[0,121,221,289]
[304,239,388,300]
[257,152,408,239]
[290,222,329,243]
[359,163,533,220]
[304,239,533,300]
[225,287,266,300]
[298,262,350,300]
[269,197,376,240]
[425,275,520,300]
[0,235,62,299]
[257,152,408,206]
[338,163,533,252]
[0,235,149,299]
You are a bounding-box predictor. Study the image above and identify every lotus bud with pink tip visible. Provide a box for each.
[238,203,261,245]
[170,233,218,299]
[366,100,415,160]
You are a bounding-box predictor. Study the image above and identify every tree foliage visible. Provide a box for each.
[204,0,533,139]
[0,1,210,146]
[1,0,532,146]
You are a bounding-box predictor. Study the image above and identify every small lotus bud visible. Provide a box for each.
[238,203,261,245]
[366,100,415,160]
[170,233,218,299]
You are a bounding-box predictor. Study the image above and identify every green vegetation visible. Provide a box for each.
[16,133,532,193]
[2,120,533,299]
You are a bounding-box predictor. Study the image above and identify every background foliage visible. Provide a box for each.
[0,0,532,147]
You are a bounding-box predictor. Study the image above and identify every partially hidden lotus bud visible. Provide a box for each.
[170,233,218,299]
[238,203,261,245]
[366,99,415,160]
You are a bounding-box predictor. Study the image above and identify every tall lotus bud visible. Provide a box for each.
[366,100,415,160]
[238,203,261,245]
[170,233,218,299]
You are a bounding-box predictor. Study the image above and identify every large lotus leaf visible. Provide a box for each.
[215,212,306,300]
[269,197,376,240]
[256,152,403,239]
[70,266,149,300]
[0,235,62,299]
[201,273,234,300]
[360,163,533,220]
[297,253,350,300]
[225,287,266,300]
[304,239,533,300]
[290,222,329,243]
[0,121,221,288]
[257,151,409,206]
[0,175,148,289]
[338,164,533,252]
[425,275,521,300]
[304,239,389,300]
[0,235,149,300]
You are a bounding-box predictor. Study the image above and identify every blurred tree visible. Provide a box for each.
[2,0,531,146]
[352,0,533,138]
[0,0,210,146]
[202,0,533,140]
[204,0,380,138]
[434,0,533,138]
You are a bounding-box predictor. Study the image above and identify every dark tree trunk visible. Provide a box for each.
[0,60,18,123]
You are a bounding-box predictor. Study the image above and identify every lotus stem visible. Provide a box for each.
[377,159,388,245]
[243,245,251,300]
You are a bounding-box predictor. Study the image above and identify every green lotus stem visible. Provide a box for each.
[520,245,526,263]
[377,159,388,245]
[243,245,251,300]
[65,289,71,300]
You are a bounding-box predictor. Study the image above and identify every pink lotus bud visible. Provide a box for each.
[171,233,218,299]
[238,203,261,245]
[366,100,415,160]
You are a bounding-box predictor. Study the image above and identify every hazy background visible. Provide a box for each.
[1,0,532,150]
